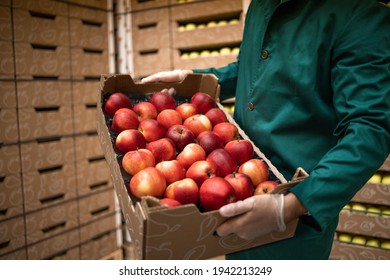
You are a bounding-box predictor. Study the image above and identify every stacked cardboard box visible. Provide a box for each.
[126,0,247,79]
[330,155,390,259]
[0,0,121,260]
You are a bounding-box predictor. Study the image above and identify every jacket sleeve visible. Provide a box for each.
[290,3,390,231]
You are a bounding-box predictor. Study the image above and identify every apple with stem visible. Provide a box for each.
[199,177,236,211]
[166,124,195,151]
[133,101,158,121]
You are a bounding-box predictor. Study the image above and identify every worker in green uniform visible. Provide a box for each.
[141,0,390,259]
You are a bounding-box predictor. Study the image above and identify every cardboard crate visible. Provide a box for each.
[379,155,390,172]
[20,136,75,173]
[73,103,99,134]
[0,144,21,175]
[80,228,120,260]
[74,133,105,161]
[0,6,12,41]
[26,228,80,260]
[352,183,390,206]
[22,163,78,213]
[17,106,74,141]
[0,247,27,260]
[173,48,238,71]
[337,210,390,239]
[133,47,172,78]
[12,0,68,17]
[78,188,117,225]
[14,42,71,79]
[131,8,170,51]
[12,9,70,46]
[100,248,123,260]
[0,81,16,109]
[171,0,243,49]
[130,0,170,12]
[330,240,390,260]
[70,47,109,79]
[0,108,19,145]
[25,200,79,245]
[16,80,72,108]
[75,157,113,196]
[69,17,108,49]
[0,40,15,79]
[0,173,24,220]
[96,74,302,259]
[79,213,118,243]
[0,215,26,257]
[66,0,110,10]
[71,80,101,106]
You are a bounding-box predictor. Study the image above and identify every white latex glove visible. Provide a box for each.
[141,69,192,83]
[216,194,286,240]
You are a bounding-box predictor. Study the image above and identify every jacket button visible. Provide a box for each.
[248,102,254,110]
[261,50,269,59]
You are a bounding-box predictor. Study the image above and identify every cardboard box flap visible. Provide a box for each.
[101,74,220,100]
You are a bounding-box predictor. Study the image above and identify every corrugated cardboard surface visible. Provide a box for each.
[97,74,298,259]
[352,183,390,205]
[330,241,390,260]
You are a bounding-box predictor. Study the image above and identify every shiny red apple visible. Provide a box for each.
[122,148,155,176]
[155,159,186,185]
[190,91,216,114]
[164,178,199,205]
[238,158,269,186]
[224,172,254,201]
[175,102,198,120]
[199,177,236,211]
[254,180,279,195]
[115,129,146,153]
[176,143,206,170]
[183,114,212,137]
[138,118,166,142]
[207,148,238,177]
[146,138,176,163]
[165,124,195,151]
[157,109,183,130]
[149,91,176,112]
[205,107,227,126]
[185,160,219,187]
[224,139,254,165]
[213,122,240,145]
[104,92,132,116]
[196,131,224,155]
[132,101,158,121]
[111,108,139,133]
[129,166,166,199]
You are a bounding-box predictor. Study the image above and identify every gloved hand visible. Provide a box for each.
[141,69,193,83]
[216,194,286,240]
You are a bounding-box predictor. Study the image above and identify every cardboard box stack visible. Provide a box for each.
[330,155,390,259]
[126,0,247,79]
[0,0,122,260]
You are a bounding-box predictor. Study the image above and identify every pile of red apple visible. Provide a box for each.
[104,90,279,212]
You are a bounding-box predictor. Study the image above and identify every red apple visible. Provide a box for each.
[111,108,139,133]
[115,129,146,153]
[146,138,176,163]
[238,158,269,186]
[224,139,254,165]
[138,118,166,142]
[122,148,155,176]
[175,102,198,120]
[199,177,236,211]
[176,143,206,170]
[186,160,219,187]
[224,172,254,201]
[104,92,132,116]
[190,91,216,114]
[164,178,199,205]
[160,198,181,208]
[207,148,238,177]
[129,166,166,199]
[133,101,158,121]
[205,108,227,126]
[165,124,195,151]
[155,159,186,185]
[196,131,224,155]
[157,109,183,130]
[254,180,279,195]
[213,122,240,145]
[183,114,212,137]
[149,91,176,113]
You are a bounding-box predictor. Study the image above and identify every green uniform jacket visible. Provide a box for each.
[193,0,390,259]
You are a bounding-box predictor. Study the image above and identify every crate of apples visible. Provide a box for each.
[103,84,282,213]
